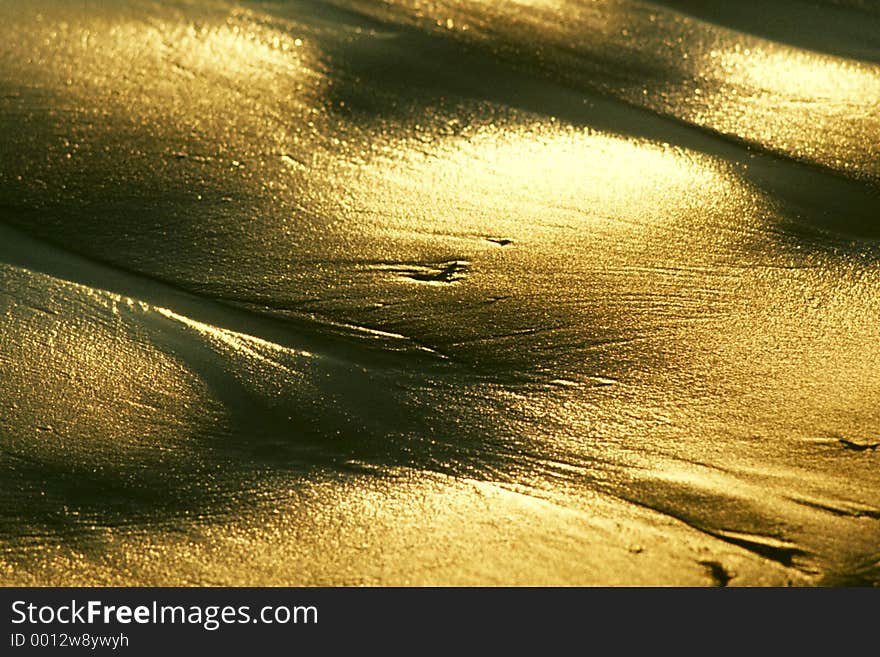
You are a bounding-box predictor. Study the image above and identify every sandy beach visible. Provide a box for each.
[0,0,878,586]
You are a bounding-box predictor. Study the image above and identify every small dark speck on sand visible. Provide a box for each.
[487,237,514,246]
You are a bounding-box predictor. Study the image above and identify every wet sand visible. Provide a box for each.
[0,0,878,586]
